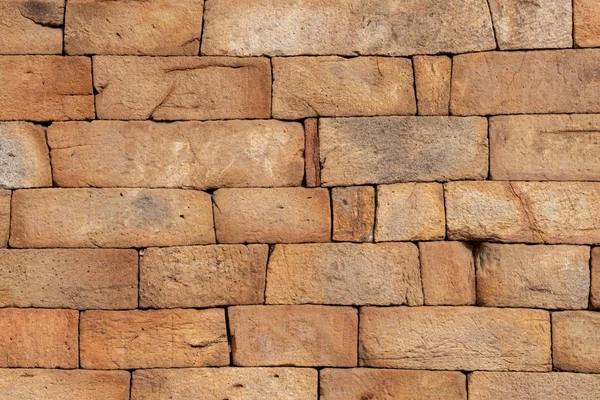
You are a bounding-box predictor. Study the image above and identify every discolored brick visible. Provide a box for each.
[414,56,451,115]
[332,186,374,242]
[574,0,600,47]
[552,311,600,373]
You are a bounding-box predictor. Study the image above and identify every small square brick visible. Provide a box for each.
[332,186,375,242]
[553,311,600,373]
[414,56,451,115]
[574,0,600,47]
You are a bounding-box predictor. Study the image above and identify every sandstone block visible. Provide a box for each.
[414,56,451,115]
[574,0,600,47]
[332,186,374,242]
[592,247,600,309]
[553,311,600,373]
[0,190,10,247]
[304,118,320,187]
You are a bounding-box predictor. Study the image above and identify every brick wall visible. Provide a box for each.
[0,0,599,399]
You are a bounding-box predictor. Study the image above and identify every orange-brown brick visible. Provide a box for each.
[592,247,600,309]
[574,0,600,47]
[414,56,451,115]
[0,190,10,248]
[332,186,375,242]
[552,311,600,373]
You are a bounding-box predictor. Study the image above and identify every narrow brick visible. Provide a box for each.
[360,307,551,371]
[414,56,451,115]
[0,190,10,247]
[213,188,330,244]
[94,56,271,120]
[48,120,304,189]
[592,247,600,309]
[229,305,357,367]
[574,0,600,47]
[553,311,600,373]
[332,186,374,242]
[10,188,215,248]
[320,117,488,186]
[80,309,228,369]
[266,243,422,306]
[304,118,320,187]
[0,309,78,368]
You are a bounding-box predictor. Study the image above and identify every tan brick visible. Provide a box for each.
[94,56,271,120]
[332,186,374,242]
[229,305,357,367]
[414,56,451,115]
[80,309,228,369]
[140,245,268,308]
[451,50,600,115]
[0,249,137,309]
[202,0,495,56]
[360,307,551,371]
[0,309,78,368]
[65,0,203,55]
[272,56,416,119]
[0,56,94,121]
[213,188,330,244]
[375,183,445,241]
[320,117,488,186]
[321,369,466,400]
[48,120,304,189]
[476,243,590,309]
[132,368,317,400]
[304,118,320,187]
[419,241,475,306]
[490,115,600,181]
[553,311,600,373]
[592,248,600,309]
[0,369,130,400]
[0,190,10,248]
[574,0,600,47]
[10,188,215,248]
[446,181,600,244]
[266,243,422,306]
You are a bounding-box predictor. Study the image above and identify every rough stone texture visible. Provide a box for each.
[131,368,317,400]
[320,117,488,186]
[94,56,271,120]
[10,188,215,248]
[375,183,445,241]
[332,186,375,242]
[490,115,600,181]
[592,248,600,309]
[0,308,78,368]
[320,369,467,400]
[488,0,572,50]
[476,243,590,309]
[419,241,476,306]
[213,188,330,244]
[229,305,357,367]
[265,243,422,305]
[272,56,416,119]
[304,118,320,187]
[0,56,94,121]
[360,307,551,371]
[451,50,600,115]
[0,370,130,400]
[80,309,228,369]
[553,311,600,373]
[414,56,452,115]
[574,0,600,47]
[48,120,304,189]
[201,0,496,56]
[65,0,204,55]
[446,181,600,244]
[140,245,268,308]
[0,190,10,248]
[0,249,138,309]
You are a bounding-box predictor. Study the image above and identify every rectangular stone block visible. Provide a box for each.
[332,186,374,242]
[48,120,304,189]
[266,243,422,306]
[304,118,320,187]
[360,307,551,371]
[10,188,215,248]
[574,0,600,47]
[592,247,600,309]
[414,56,452,115]
[80,309,228,369]
[94,56,271,120]
[552,311,600,373]
[229,305,357,367]
[0,190,10,247]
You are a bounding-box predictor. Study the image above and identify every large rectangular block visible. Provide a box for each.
[552,311,600,373]
[0,190,10,247]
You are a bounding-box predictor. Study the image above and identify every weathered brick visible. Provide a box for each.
[360,307,551,371]
[574,0,600,47]
[592,247,600,309]
[94,56,271,120]
[451,50,600,115]
[476,243,590,309]
[132,368,317,400]
[332,186,374,242]
[140,245,268,308]
[321,369,466,400]
[0,56,94,121]
[80,309,228,369]
[229,305,357,367]
[0,249,137,309]
[0,309,78,368]
[266,243,422,305]
[48,120,304,189]
[0,190,10,247]
[375,183,445,241]
[490,115,600,181]
[272,56,416,119]
[304,118,320,187]
[201,0,495,56]
[320,117,488,186]
[65,0,203,55]
[446,181,600,244]
[419,241,476,306]
[414,56,451,115]
[213,188,330,244]
[10,188,215,248]
[553,311,600,373]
